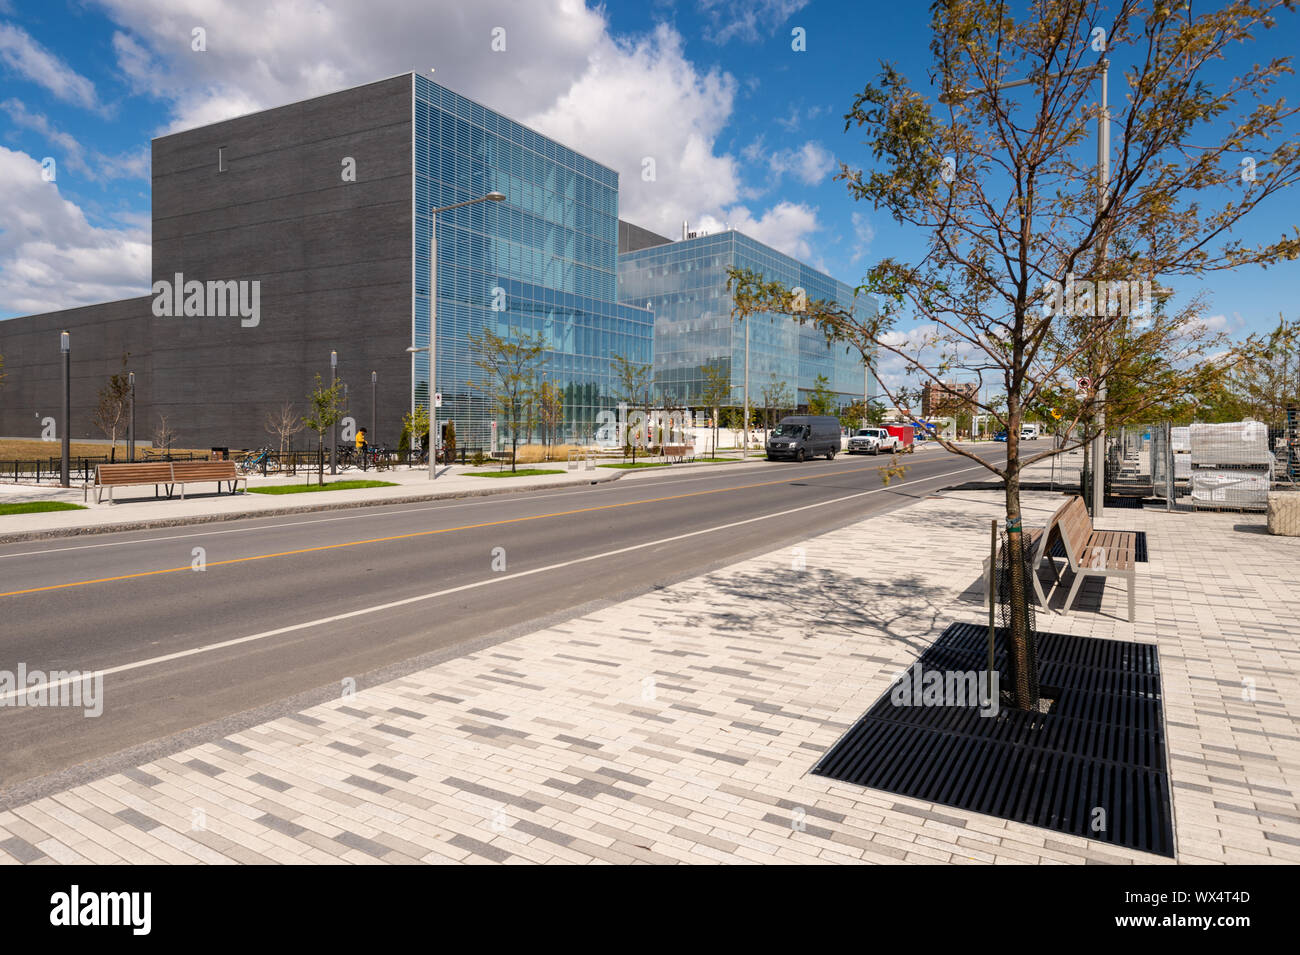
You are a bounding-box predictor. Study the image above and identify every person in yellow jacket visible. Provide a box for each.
[355,428,369,469]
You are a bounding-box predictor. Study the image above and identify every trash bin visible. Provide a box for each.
[210,447,229,461]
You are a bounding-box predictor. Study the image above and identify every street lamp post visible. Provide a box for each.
[329,350,338,475]
[60,331,70,488]
[413,190,506,481]
[942,58,1110,516]
[128,371,135,463]
[742,320,750,459]
[371,371,377,445]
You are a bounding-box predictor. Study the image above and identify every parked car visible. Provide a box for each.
[994,430,1008,442]
[766,415,842,461]
[847,428,882,454]
[848,426,897,454]
[1020,427,1039,441]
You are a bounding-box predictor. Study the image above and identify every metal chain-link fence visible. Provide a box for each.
[1104,412,1298,512]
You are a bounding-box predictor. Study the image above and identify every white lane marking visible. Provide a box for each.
[0,456,916,559]
[0,462,988,702]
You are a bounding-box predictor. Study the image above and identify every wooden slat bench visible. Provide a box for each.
[983,496,1072,609]
[662,445,690,461]
[170,461,246,498]
[86,463,177,504]
[1055,495,1138,621]
[86,461,246,503]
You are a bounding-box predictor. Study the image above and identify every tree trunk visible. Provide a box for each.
[1002,430,1040,711]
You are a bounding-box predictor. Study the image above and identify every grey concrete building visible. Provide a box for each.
[0,72,653,451]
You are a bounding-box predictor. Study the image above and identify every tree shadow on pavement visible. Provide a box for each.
[650,564,957,660]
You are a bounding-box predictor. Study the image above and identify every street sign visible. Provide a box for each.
[1076,376,1091,391]
[434,392,443,408]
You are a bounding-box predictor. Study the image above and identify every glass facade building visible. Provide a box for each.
[618,231,877,412]
[413,75,653,448]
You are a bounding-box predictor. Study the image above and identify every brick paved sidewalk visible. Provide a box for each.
[2,488,1297,864]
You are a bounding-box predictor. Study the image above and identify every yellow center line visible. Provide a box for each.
[1,463,901,599]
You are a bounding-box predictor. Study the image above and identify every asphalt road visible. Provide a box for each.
[0,445,1004,790]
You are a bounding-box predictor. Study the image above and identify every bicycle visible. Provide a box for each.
[239,448,276,474]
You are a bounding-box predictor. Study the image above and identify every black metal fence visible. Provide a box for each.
[0,452,210,484]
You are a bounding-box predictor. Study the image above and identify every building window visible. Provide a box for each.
[218,147,227,172]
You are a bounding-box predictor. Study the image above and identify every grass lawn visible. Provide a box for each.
[0,501,88,515]
[247,480,398,495]
[465,469,565,478]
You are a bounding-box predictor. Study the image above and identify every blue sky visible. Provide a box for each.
[2,0,1297,385]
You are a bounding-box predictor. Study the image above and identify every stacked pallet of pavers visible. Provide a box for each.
[1189,420,1273,510]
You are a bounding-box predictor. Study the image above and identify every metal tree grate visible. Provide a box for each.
[811,622,1174,857]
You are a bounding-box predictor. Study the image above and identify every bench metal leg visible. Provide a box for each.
[1063,570,1087,616]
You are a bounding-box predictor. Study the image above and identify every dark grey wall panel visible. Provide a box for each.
[0,298,153,445]
[2,74,418,451]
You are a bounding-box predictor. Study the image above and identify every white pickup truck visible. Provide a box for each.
[847,427,900,455]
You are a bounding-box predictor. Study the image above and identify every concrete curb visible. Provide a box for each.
[0,470,624,543]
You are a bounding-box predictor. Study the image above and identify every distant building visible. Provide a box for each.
[921,381,979,419]
[618,230,876,411]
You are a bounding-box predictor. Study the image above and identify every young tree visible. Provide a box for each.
[610,352,654,462]
[806,373,837,415]
[92,356,132,459]
[729,0,1300,711]
[699,361,733,457]
[468,327,545,473]
[152,414,177,457]
[303,373,346,485]
[443,418,457,464]
[265,401,304,456]
[402,404,430,461]
[760,374,794,440]
[1223,316,1300,424]
[536,379,564,458]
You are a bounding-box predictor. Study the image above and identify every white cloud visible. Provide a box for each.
[527,23,743,237]
[694,201,820,261]
[2,99,149,182]
[0,23,99,110]
[850,211,875,263]
[697,0,810,44]
[768,141,834,185]
[96,0,609,134]
[0,147,150,316]
[874,323,990,399]
[93,2,807,250]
